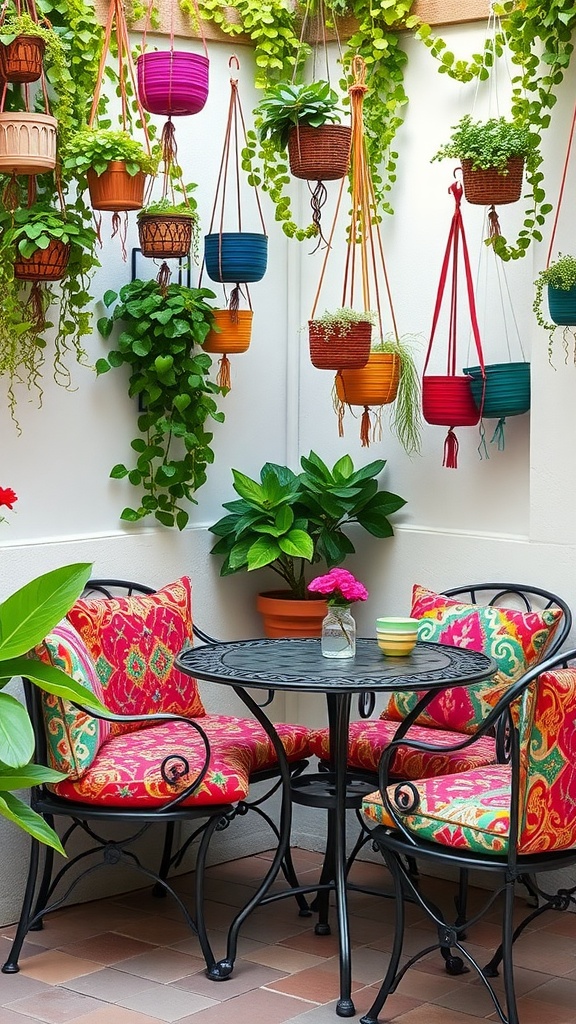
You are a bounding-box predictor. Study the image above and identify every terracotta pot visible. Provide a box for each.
[288,124,352,181]
[461,157,524,206]
[336,352,400,406]
[138,214,193,258]
[309,320,371,370]
[14,239,70,281]
[0,112,57,175]
[87,162,146,212]
[203,310,253,354]
[256,591,328,638]
[0,34,45,83]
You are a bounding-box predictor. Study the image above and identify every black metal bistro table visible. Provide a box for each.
[176,637,495,1017]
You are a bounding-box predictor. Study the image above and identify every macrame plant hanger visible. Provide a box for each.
[88,0,152,258]
[422,180,486,469]
[199,56,267,391]
[310,55,402,447]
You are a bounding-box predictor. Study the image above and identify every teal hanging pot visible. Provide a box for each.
[204,232,268,283]
[463,362,530,452]
[548,284,576,326]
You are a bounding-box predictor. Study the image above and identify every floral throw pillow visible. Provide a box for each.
[32,620,111,779]
[67,577,205,735]
[382,584,563,734]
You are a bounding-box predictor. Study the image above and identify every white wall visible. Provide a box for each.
[2,20,576,921]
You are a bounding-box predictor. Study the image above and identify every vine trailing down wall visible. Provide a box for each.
[186,0,576,259]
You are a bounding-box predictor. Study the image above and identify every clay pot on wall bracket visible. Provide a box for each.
[548,284,576,326]
[0,112,57,175]
[14,239,71,281]
[0,34,45,83]
[288,124,352,181]
[256,591,328,638]
[138,214,193,259]
[309,320,372,371]
[335,352,400,406]
[460,157,525,206]
[137,51,209,117]
[87,162,146,212]
[204,232,268,283]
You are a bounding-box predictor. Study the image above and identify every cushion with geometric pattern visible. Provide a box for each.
[67,577,205,734]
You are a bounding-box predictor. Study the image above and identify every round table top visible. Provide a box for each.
[176,638,496,695]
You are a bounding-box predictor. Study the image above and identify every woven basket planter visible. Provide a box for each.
[461,158,525,206]
[463,362,530,419]
[548,284,576,326]
[14,239,71,282]
[0,34,45,83]
[87,162,146,212]
[0,112,57,175]
[138,214,193,259]
[309,320,371,370]
[335,353,400,406]
[203,310,253,354]
[137,51,209,117]
[288,124,352,182]
[204,232,268,283]
[422,375,480,427]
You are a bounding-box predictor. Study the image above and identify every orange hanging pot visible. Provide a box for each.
[14,239,71,282]
[203,309,253,354]
[87,161,147,212]
[335,352,400,406]
[0,34,45,83]
[288,124,352,182]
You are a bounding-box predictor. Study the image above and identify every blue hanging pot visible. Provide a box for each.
[548,284,576,326]
[463,362,530,419]
[204,232,268,283]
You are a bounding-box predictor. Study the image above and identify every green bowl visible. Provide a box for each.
[376,616,420,633]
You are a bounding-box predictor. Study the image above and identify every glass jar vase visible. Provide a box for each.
[321,604,356,659]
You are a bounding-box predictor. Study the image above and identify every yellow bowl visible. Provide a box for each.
[377,634,418,657]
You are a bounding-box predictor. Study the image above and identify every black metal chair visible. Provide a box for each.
[360,647,576,1024]
[2,578,311,977]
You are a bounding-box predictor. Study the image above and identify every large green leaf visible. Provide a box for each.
[3,657,106,711]
[246,536,283,570]
[0,563,92,660]
[0,692,34,767]
[0,792,65,854]
[232,470,265,506]
[278,529,314,561]
[0,763,65,789]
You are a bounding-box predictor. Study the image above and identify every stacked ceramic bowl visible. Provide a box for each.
[376,616,420,657]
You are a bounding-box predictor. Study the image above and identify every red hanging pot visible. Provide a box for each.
[137,51,209,117]
[422,375,480,427]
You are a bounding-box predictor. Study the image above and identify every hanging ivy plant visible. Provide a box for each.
[97,279,225,530]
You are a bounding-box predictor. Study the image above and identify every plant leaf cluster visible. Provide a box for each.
[97,279,225,531]
[63,128,158,180]
[210,451,406,600]
[310,307,376,334]
[257,80,344,150]
[0,563,106,852]
[432,115,535,171]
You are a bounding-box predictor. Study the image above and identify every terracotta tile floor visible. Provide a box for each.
[1,849,576,1023]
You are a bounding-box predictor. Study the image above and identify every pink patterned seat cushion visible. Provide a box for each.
[381,584,563,734]
[49,715,311,808]
[67,578,205,734]
[309,718,496,779]
[31,621,111,780]
[362,667,576,857]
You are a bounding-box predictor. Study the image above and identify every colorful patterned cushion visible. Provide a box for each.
[309,719,496,779]
[31,621,111,780]
[382,584,563,734]
[67,578,205,734]
[363,667,576,857]
[49,715,311,808]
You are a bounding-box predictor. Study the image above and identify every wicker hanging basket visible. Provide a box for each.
[14,239,71,281]
[0,34,45,82]
[87,162,146,212]
[308,319,371,370]
[461,158,524,206]
[288,124,352,182]
[138,213,193,258]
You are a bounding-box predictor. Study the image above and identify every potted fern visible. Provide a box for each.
[534,254,576,365]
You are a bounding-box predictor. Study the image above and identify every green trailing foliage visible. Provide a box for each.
[432,115,534,172]
[97,279,225,531]
[309,307,376,335]
[210,451,406,600]
[0,563,106,853]
[371,335,422,457]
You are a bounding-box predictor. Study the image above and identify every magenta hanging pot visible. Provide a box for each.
[137,51,209,117]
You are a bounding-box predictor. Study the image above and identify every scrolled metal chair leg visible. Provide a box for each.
[2,839,41,973]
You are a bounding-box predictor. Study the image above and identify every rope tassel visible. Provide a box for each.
[491,416,506,451]
[360,405,371,447]
[216,354,231,391]
[488,204,501,237]
[443,428,459,469]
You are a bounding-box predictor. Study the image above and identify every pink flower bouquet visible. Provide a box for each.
[308,568,368,607]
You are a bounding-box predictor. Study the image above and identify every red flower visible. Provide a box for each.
[0,487,17,510]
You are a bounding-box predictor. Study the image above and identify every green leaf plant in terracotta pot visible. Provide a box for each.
[533,253,576,365]
[0,202,99,430]
[97,277,225,531]
[209,451,406,636]
[0,561,106,851]
[62,128,157,212]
